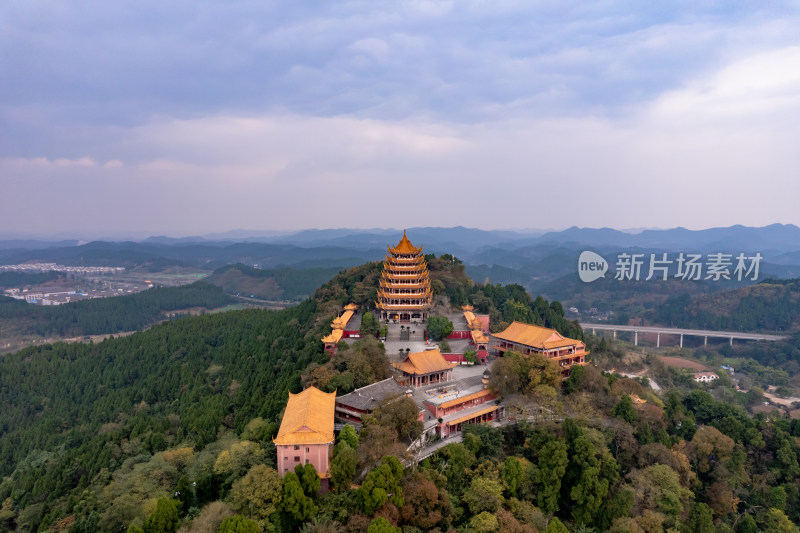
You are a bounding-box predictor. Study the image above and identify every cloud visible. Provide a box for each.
[1,2,799,236]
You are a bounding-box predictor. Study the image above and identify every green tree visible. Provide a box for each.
[545,517,570,533]
[469,511,500,533]
[330,442,357,493]
[372,396,423,441]
[218,515,259,533]
[761,508,797,533]
[568,435,615,526]
[612,396,638,423]
[535,439,568,514]
[281,472,317,522]
[426,316,453,341]
[230,464,283,521]
[338,425,359,449]
[681,503,714,533]
[367,517,400,533]
[143,499,179,533]
[462,476,505,514]
[295,463,321,496]
[358,456,405,514]
[500,457,524,498]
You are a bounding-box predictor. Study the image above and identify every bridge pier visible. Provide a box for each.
[634,331,638,346]
[680,334,683,348]
[592,328,596,335]
[730,337,733,346]
[613,330,616,339]
[657,332,660,348]
[704,336,707,347]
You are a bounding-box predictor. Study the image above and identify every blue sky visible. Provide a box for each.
[2,1,799,237]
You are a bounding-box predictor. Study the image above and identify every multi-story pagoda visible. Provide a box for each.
[376,230,432,322]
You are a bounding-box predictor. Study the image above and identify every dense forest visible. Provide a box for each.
[649,279,800,333]
[0,282,233,337]
[206,264,341,301]
[2,257,799,532]
[0,300,325,531]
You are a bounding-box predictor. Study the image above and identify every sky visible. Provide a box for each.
[2,1,799,238]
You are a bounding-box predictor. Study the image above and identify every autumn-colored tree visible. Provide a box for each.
[230,464,283,521]
[399,472,450,530]
[627,464,692,528]
[372,396,423,441]
[688,425,735,476]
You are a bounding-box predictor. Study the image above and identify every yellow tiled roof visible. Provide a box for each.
[322,329,343,344]
[471,329,489,344]
[437,389,493,410]
[331,310,355,330]
[462,305,474,311]
[343,303,358,311]
[446,405,499,426]
[492,321,582,350]
[392,348,457,375]
[388,230,422,255]
[274,387,336,445]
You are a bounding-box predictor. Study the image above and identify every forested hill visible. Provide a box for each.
[0,282,233,337]
[0,300,324,531]
[205,264,341,301]
[650,278,800,332]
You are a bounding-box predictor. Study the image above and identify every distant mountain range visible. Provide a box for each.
[2,225,798,295]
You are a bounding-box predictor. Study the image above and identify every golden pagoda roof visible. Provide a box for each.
[331,310,355,330]
[274,387,336,445]
[462,305,474,311]
[343,303,358,311]
[392,348,457,375]
[322,329,343,344]
[492,321,583,350]
[388,230,423,255]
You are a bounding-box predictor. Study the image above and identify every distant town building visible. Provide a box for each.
[694,372,719,383]
[491,321,589,376]
[392,348,458,387]
[376,231,432,322]
[334,377,409,425]
[274,387,336,491]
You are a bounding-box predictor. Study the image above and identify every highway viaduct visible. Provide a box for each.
[579,322,786,348]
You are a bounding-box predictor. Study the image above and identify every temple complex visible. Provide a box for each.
[491,321,589,376]
[392,348,457,387]
[376,231,432,322]
[274,387,336,491]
